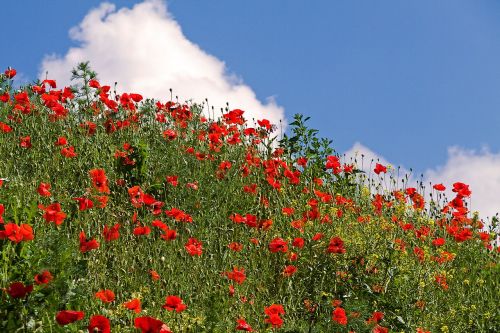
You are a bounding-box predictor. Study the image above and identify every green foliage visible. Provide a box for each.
[280,114,334,167]
[71,61,97,111]
[0,64,498,332]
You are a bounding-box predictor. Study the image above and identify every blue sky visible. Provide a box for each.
[2,0,500,216]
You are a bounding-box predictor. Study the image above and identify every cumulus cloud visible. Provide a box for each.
[424,146,500,219]
[343,142,415,195]
[40,0,285,128]
[343,142,392,172]
[344,142,500,220]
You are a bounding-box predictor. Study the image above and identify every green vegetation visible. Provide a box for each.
[0,64,498,332]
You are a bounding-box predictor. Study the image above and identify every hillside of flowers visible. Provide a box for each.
[0,63,499,332]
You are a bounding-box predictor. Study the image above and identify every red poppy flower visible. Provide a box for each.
[292,237,305,249]
[55,310,85,325]
[37,182,51,197]
[327,237,346,254]
[79,231,99,253]
[42,79,57,88]
[312,233,324,241]
[151,218,167,231]
[296,157,308,167]
[433,183,446,191]
[228,242,243,252]
[0,121,12,132]
[325,155,341,173]
[166,175,178,186]
[257,119,272,130]
[31,85,44,94]
[282,265,297,277]
[162,295,187,312]
[89,79,100,88]
[134,316,172,333]
[128,186,144,208]
[89,169,110,194]
[130,93,143,102]
[332,307,347,325]
[34,270,53,285]
[243,214,258,228]
[413,246,425,262]
[374,163,387,175]
[367,311,384,324]
[79,121,97,135]
[95,289,115,303]
[264,304,285,317]
[55,136,68,146]
[133,226,151,236]
[265,314,283,328]
[73,197,94,211]
[103,223,120,242]
[124,298,142,313]
[268,238,288,253]
[0,204,4,223]
[88,315,110,333]
[218,160,232,171]
[225,267,246,285]
[432,238,445,246]
[14,91,29,104]
[4,68,16,78]
[343,164,354,173]
[61,146,77,158]
[223,109,245,125]
[452,182,471,198]
[185,237,203,256]
[6,281,33,298]
[235,318,253,331]
[149,270,160,281]
[160,229,177,241]
[39,202,66,225]
[19,136,32,148]
[454,228,473,242]
[163,129,177,140]
[0,92,9,103]
[288,252,298,261]
[0,223,34,243]
[96,195,108,208]
[435,274,449,290]
[228,284,235,296]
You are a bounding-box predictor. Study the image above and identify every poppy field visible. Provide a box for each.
[0,63,499,332]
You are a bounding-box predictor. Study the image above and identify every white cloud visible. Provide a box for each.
[424,146,500,219]
[344,143,500,220]
[343,142,413,194]
[343,142,392,172]
[39,0,285,129]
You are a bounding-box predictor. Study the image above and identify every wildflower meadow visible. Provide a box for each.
[0,63,499,332]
